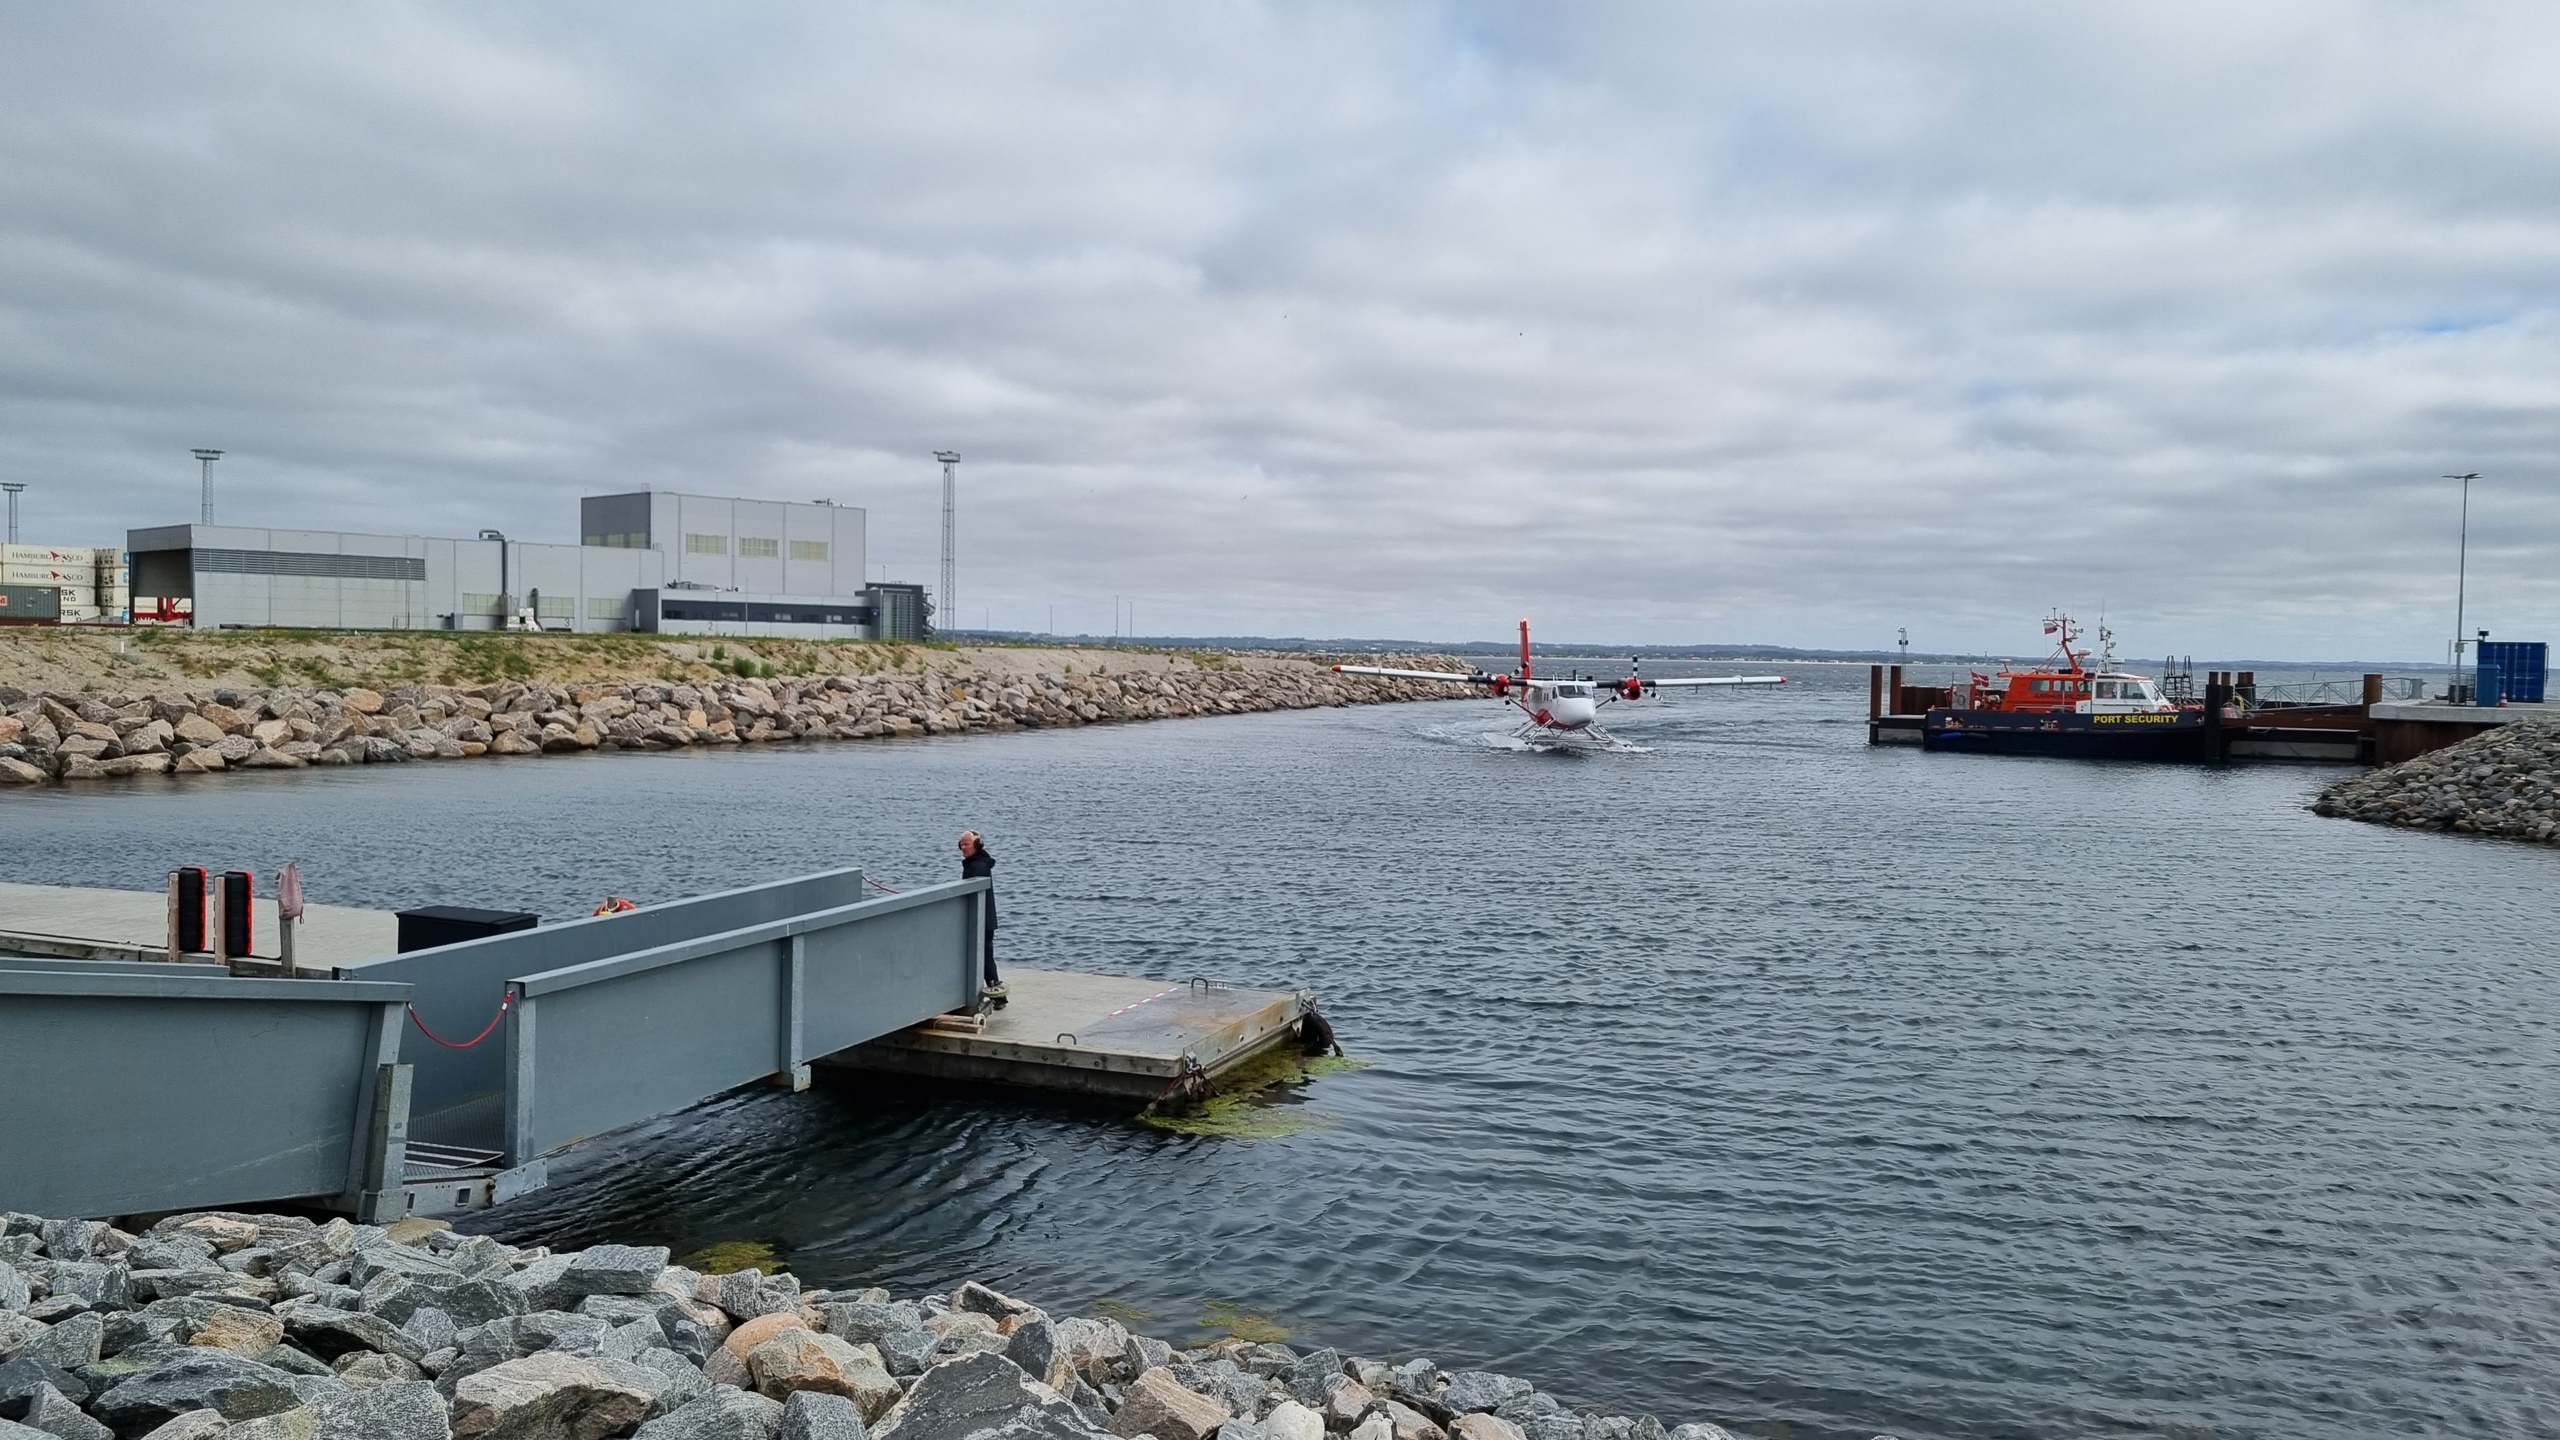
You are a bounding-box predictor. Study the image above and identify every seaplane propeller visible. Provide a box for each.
[1333,619,1785,748]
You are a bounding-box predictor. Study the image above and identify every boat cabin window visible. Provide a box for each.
[2096,681,2119,699]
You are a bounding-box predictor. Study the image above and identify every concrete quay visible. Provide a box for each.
[0,878,395,965]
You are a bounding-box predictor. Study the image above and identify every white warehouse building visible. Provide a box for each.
[128,491,929,640]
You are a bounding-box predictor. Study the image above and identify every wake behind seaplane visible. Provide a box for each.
[1334,620,1786,749]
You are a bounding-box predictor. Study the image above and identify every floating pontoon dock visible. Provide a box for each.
[0,872,1321,1223]
[824,968,1313,1101]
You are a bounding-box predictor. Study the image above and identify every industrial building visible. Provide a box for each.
[126,491,930,639]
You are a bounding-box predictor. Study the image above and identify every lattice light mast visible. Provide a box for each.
[1,483,22,545]
[935,451,960,630]
[192,449,223,525]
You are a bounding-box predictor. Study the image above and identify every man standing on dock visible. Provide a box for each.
[959,830,1004,1006]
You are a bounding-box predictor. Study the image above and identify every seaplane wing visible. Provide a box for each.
[1644,674,1786,688]
[1331,665,1491,685]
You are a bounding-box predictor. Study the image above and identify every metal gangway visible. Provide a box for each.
[0,868,988,1222]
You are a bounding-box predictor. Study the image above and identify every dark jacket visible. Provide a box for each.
[961,845,995,924]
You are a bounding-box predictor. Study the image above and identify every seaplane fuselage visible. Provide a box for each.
[1333,619,1784,745]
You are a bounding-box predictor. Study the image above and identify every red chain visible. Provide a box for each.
[406,992,515,1049]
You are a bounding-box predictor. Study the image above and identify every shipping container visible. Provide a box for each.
[2478,641,2548,704]
[2,544,107,566]
[0,584,63,624]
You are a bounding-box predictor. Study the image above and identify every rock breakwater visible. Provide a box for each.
[2310,719,2560,842]
[0,1207,1785,1440]
[0,658,1462,787]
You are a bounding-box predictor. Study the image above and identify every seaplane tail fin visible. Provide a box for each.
[1332,664,1492,685]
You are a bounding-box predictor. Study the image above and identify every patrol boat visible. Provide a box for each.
[1923,615,2212,761]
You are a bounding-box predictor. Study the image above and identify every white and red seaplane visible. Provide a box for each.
[1334,620,1785,749]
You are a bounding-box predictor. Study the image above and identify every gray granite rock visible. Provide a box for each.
[636,1386,787,1440]
[90,1352,303,1433]
[399,1307,459,1357]
[561,1246,672,1300]
[277,1303,426,1363]
[129,1411,225,1440]
[872,1352,1097,1440]
[362,1274,524,1330]
[1441,1374,1532,1416]
[446,1351,654,1440]
[20,1316,101,1372]
[0,1357,88,1410]
[782,1390,868,1440]
[870,1332,936,1379]
[1285,1351,1344,1406]
[313,1379,453,1440]
[15,1380,110,1440]
[500,1256,577,1315]
[816,1304,921,1349]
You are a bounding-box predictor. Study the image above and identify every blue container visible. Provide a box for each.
[2478,641,2547,704]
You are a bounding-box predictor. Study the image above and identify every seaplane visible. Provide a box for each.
[1334,620,1786,749]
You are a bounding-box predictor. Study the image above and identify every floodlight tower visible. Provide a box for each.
[934,451,960,628]
[1,483,22,544]
[192,449,223,525]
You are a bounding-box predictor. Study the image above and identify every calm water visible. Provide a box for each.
[6,664,2556,1439]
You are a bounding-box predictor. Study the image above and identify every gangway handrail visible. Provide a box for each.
[505,879,988,997]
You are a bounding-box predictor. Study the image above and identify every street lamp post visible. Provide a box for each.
[934,451,960,630]
[2444,473,2481,697]
[192,449,223,525]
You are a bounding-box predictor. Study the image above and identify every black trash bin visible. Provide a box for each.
[396,905,540,953]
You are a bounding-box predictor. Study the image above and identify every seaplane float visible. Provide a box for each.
[1333,620,1785,749]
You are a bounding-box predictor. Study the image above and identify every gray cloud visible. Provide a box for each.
[2,1,2554,658]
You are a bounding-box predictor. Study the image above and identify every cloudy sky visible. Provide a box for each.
[3,3,2555,658]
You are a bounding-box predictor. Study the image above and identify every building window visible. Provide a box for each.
[587,596,626,622]
[789,540,829,562]
[461,592,505,616]
[739,537,780,559]
[583,535,602,547]
[685,533,727,556]
[536,595,576,619]
[662,602,746,622]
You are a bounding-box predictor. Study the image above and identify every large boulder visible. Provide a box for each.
[1112,1368,1229,1440]
[871,1353,1094,1440]
[448,1352,653,1440]
[720,1316,809,1365]
[91,1352,304,1434]
[745,1334,896,1420]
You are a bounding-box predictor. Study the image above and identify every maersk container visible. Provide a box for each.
[0,584,63,624]
[2477,641,2546,705]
